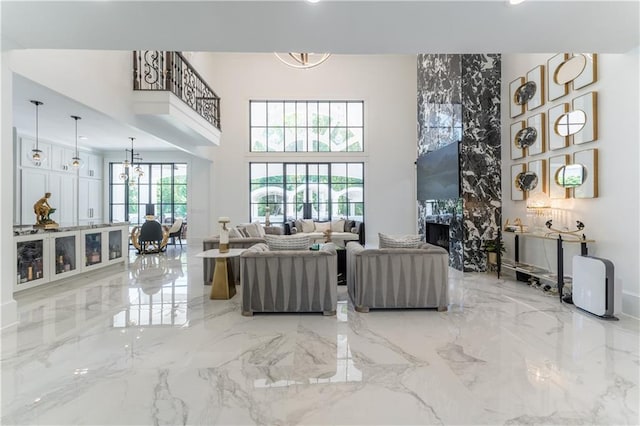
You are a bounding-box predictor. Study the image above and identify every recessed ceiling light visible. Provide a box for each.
[509,0,526,4]
[79,135,88,140]
[307,0,320,3]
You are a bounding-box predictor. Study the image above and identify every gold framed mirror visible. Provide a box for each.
[527,113,546,156]
[511,163,526,201]
[573,54,598,90]
[549,155,569,199]
[516,171,539,192]
[510,121,525,160]
[548,103,569,150]
[526,65,545,110]
[527,159,547,195]
[573,149,598,198]
[556,110,587,137]
[548,53,569,101]
[555,164,586,188]
[555,55,586,85]
[509,77,525,118]
[572,91,598,144]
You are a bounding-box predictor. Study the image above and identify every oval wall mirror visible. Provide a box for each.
[555,110,586,136]
[515,171,539,191]
[555,54,587,85]
[514,81,537,105]
[514,127,538,149]
[555,164,586,188]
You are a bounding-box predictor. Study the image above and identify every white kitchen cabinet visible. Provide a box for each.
[50,145,77,173]
[79,152,103,179]
[49,173,77,226]
[78,178,102,223]
[20,169,48,225]
[21,136,51,169]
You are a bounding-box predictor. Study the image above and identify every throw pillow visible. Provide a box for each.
[254,221,266,238]
[331,219,345,232]
[244,222,262,238]
[290,226,298,234]
[301,219,315,233]
[344,220,355,233]
[379,233,423,249]
[228,227,243,238]
[265,235,310,251]
[295,219,303,232]
[315,221,331,232]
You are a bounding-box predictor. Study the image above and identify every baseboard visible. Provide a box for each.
[1,299,18,330]
[622,292,640,319]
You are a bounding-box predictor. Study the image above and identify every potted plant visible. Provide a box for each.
[482,238,506,265]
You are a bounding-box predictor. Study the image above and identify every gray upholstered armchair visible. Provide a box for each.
[346,242,449,312]
[240,243,338,316]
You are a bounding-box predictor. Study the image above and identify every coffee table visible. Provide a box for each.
[196,248,246,299]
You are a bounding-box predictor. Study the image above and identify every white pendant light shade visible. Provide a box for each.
[28,100,46,166]
[70,115,85,169]
[134,165,144,177]
[119,172,129,182]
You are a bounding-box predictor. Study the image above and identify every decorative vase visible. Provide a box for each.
[219,217,230,253]
[488,252,498,265]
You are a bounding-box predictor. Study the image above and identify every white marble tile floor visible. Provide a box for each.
[1,246,638,425]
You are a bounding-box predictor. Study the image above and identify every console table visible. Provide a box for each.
[501,232,595,302]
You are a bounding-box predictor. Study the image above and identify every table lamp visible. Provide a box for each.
[219,217,230,253]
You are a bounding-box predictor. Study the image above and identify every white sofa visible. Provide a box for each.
[284,219,365,246]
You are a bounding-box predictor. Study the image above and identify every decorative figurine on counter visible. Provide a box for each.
[33,192,58,229]
[545,219,587,241]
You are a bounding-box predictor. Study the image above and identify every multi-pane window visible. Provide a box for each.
[250,163,364,223]
[109,163,187,226]
[250,101,364,152]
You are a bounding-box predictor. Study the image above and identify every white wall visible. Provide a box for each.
[189,53,418,243]
[501,52,640,317]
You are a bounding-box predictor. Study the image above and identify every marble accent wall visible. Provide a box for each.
[417,54,501,272]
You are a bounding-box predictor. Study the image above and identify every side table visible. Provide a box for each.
[196,248,246,299]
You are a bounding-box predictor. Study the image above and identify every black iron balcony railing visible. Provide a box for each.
[133,51,221,130]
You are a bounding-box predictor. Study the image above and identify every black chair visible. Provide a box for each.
[167,218,184,246]
[138,220,164,254]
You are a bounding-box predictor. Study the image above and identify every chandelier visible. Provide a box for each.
[274,52,331,70]
[120,137,144,185]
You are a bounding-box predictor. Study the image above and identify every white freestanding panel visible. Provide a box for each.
[572,256,616,319]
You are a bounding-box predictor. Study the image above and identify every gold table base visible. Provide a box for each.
[210,257,236,299]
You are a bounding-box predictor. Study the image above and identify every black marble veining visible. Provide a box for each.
[417,53,501,272]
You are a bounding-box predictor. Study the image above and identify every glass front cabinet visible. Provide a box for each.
[14,224,129,293]
[15,235,50,290]
[50,232,81,280]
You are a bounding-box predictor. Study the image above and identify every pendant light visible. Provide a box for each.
[70,115,84,169]
[28,100,45,166]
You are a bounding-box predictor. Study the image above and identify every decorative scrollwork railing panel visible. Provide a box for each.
[133,51,221,130]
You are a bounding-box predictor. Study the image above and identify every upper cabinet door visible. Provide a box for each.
[21,137,51,169]
[50,145,77,173]
[78,152,103,179]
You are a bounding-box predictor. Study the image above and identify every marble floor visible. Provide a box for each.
[1,245,638,426]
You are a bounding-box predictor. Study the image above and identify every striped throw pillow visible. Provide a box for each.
[378,233,423,249]
[265,235,311,251]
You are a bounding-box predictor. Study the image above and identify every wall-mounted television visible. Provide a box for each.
[417,141,460,201]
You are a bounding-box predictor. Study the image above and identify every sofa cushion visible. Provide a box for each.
[315,221,331,232]
[379,233,423,249]
[265,234,311,251]
[228,227,243,238]
[243,222,265,238]
[331,219,346,232]
[301,219,315,233]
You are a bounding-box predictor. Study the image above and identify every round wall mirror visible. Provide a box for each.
[514,127,538,149]
[515,171,539,191]
[555,55,587,85]
[555,164,586,188]
[555,110,586,136]
[514,81,537,105]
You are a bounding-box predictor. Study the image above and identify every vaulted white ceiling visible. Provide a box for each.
[3,1,638,152]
